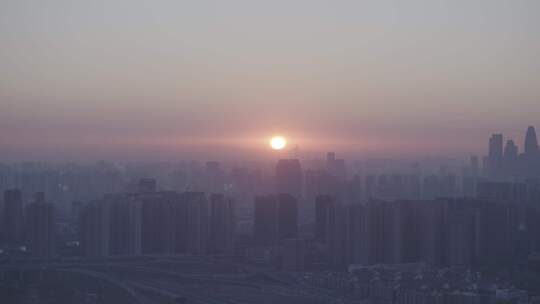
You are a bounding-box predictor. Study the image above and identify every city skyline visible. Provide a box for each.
[3,2,540,303]
[2,127,540,303]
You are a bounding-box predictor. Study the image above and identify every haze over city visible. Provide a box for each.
[2,0,540,161]
[3,1,540,304]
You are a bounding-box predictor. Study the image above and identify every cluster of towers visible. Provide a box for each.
[2,190,56,257]
[486,126,540,178]
[316,197,538,268]
[79,180,235,257]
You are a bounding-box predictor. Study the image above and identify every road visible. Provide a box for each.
[0,256,346,304]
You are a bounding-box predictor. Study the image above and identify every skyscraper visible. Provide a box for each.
[3,189,24,245]
[108,196,142,256]
[275,159,303,200]
[209,194,234,253]
[327,203,353,267]
[443,200,477,266]
[169,191,210,255]
[524,126,539,157]
[254,195,279,246]
[140,194,174,254]
[503,140,518,173]
[80,200,110,257]
[253,194,298,245]
[314,195,334,242]
[185,192,209,254]
[419,201,445,265]
[504,140,518,162]
[277,193,298,240]
[488,134,503,174]
[25,193,55,258]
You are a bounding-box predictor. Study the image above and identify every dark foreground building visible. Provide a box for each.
[254,194,298,246]
[80,186,234,257]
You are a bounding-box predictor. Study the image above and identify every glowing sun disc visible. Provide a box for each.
[270,136,287,150]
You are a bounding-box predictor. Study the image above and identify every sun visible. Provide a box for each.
[270,136,287,150]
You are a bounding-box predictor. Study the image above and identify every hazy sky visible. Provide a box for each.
[1,0,539,161]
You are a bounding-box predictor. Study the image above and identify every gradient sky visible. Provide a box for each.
[1,0,539,161]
